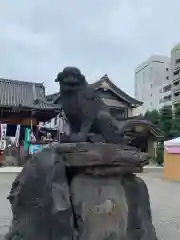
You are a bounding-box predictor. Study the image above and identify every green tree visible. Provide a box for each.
[159,106,173,140]
[171,105,180,138]
[144,107,173,165]
[144,109,160,127]
[156,106,173,165]
[156,142,164,166]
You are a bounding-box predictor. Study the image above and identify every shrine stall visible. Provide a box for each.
[0,78,61,165]
[164,137,180,181]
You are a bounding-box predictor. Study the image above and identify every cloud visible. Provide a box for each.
[0,0,180,95]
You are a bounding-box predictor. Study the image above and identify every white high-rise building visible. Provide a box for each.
[134,55,171,115]
[171,43,180,107]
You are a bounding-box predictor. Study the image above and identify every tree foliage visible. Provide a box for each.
[144,105,180,166]
[156,142,164,166]
[159,106,173,140]
[144,109,160,127]
[171,105,180,138]
[144,106,176,140]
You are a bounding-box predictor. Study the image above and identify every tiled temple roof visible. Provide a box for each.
[91,75,143,106]
[0,78,60,111]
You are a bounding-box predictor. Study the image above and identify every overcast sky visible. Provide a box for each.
[1,0,180,96]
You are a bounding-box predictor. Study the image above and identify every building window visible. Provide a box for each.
[175,48,180,53]
[159,95,172,103]
[110,108,127,119]
[176,58,180,64]
[166,76,169,80]
[173,69,180,76]
[166,68,168,71]
[164,95,172,102]
[174,91,180,97]
[163,84,171,92]
[174,80,180,86]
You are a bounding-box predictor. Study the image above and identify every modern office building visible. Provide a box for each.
[134,55,171,115]
[171,43,180,107]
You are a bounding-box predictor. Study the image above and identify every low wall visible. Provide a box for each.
[143,166,163,173]
[0,166,163,174]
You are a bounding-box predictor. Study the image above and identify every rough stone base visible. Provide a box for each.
[122,174,158,240]
[71,175,128,239]
[5,144,158,240]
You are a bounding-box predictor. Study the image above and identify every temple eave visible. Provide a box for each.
[0,106,60,124]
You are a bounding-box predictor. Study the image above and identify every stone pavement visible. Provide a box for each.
[0,174,15,240]
[0,172,179,239]
[139,172,180,240]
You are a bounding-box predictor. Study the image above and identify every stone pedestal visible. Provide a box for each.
[5,143,158,240]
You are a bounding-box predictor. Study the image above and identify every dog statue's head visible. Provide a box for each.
[55,67,87,92]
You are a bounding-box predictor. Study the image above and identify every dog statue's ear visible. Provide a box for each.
[80,74,86,82]
[54,72,63,82]
[54,77,59,82]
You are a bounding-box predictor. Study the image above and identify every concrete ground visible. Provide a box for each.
[0,174,15,240]
[139,172,180,240]
[0,172,179,239]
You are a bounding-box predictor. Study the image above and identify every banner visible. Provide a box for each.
[0,124,7,150]
[15,125,20,147]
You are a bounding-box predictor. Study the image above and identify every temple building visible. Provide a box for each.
[0,78,60,124]
[0,78,60,141]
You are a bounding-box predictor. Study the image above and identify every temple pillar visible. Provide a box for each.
[147,140,156,159]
